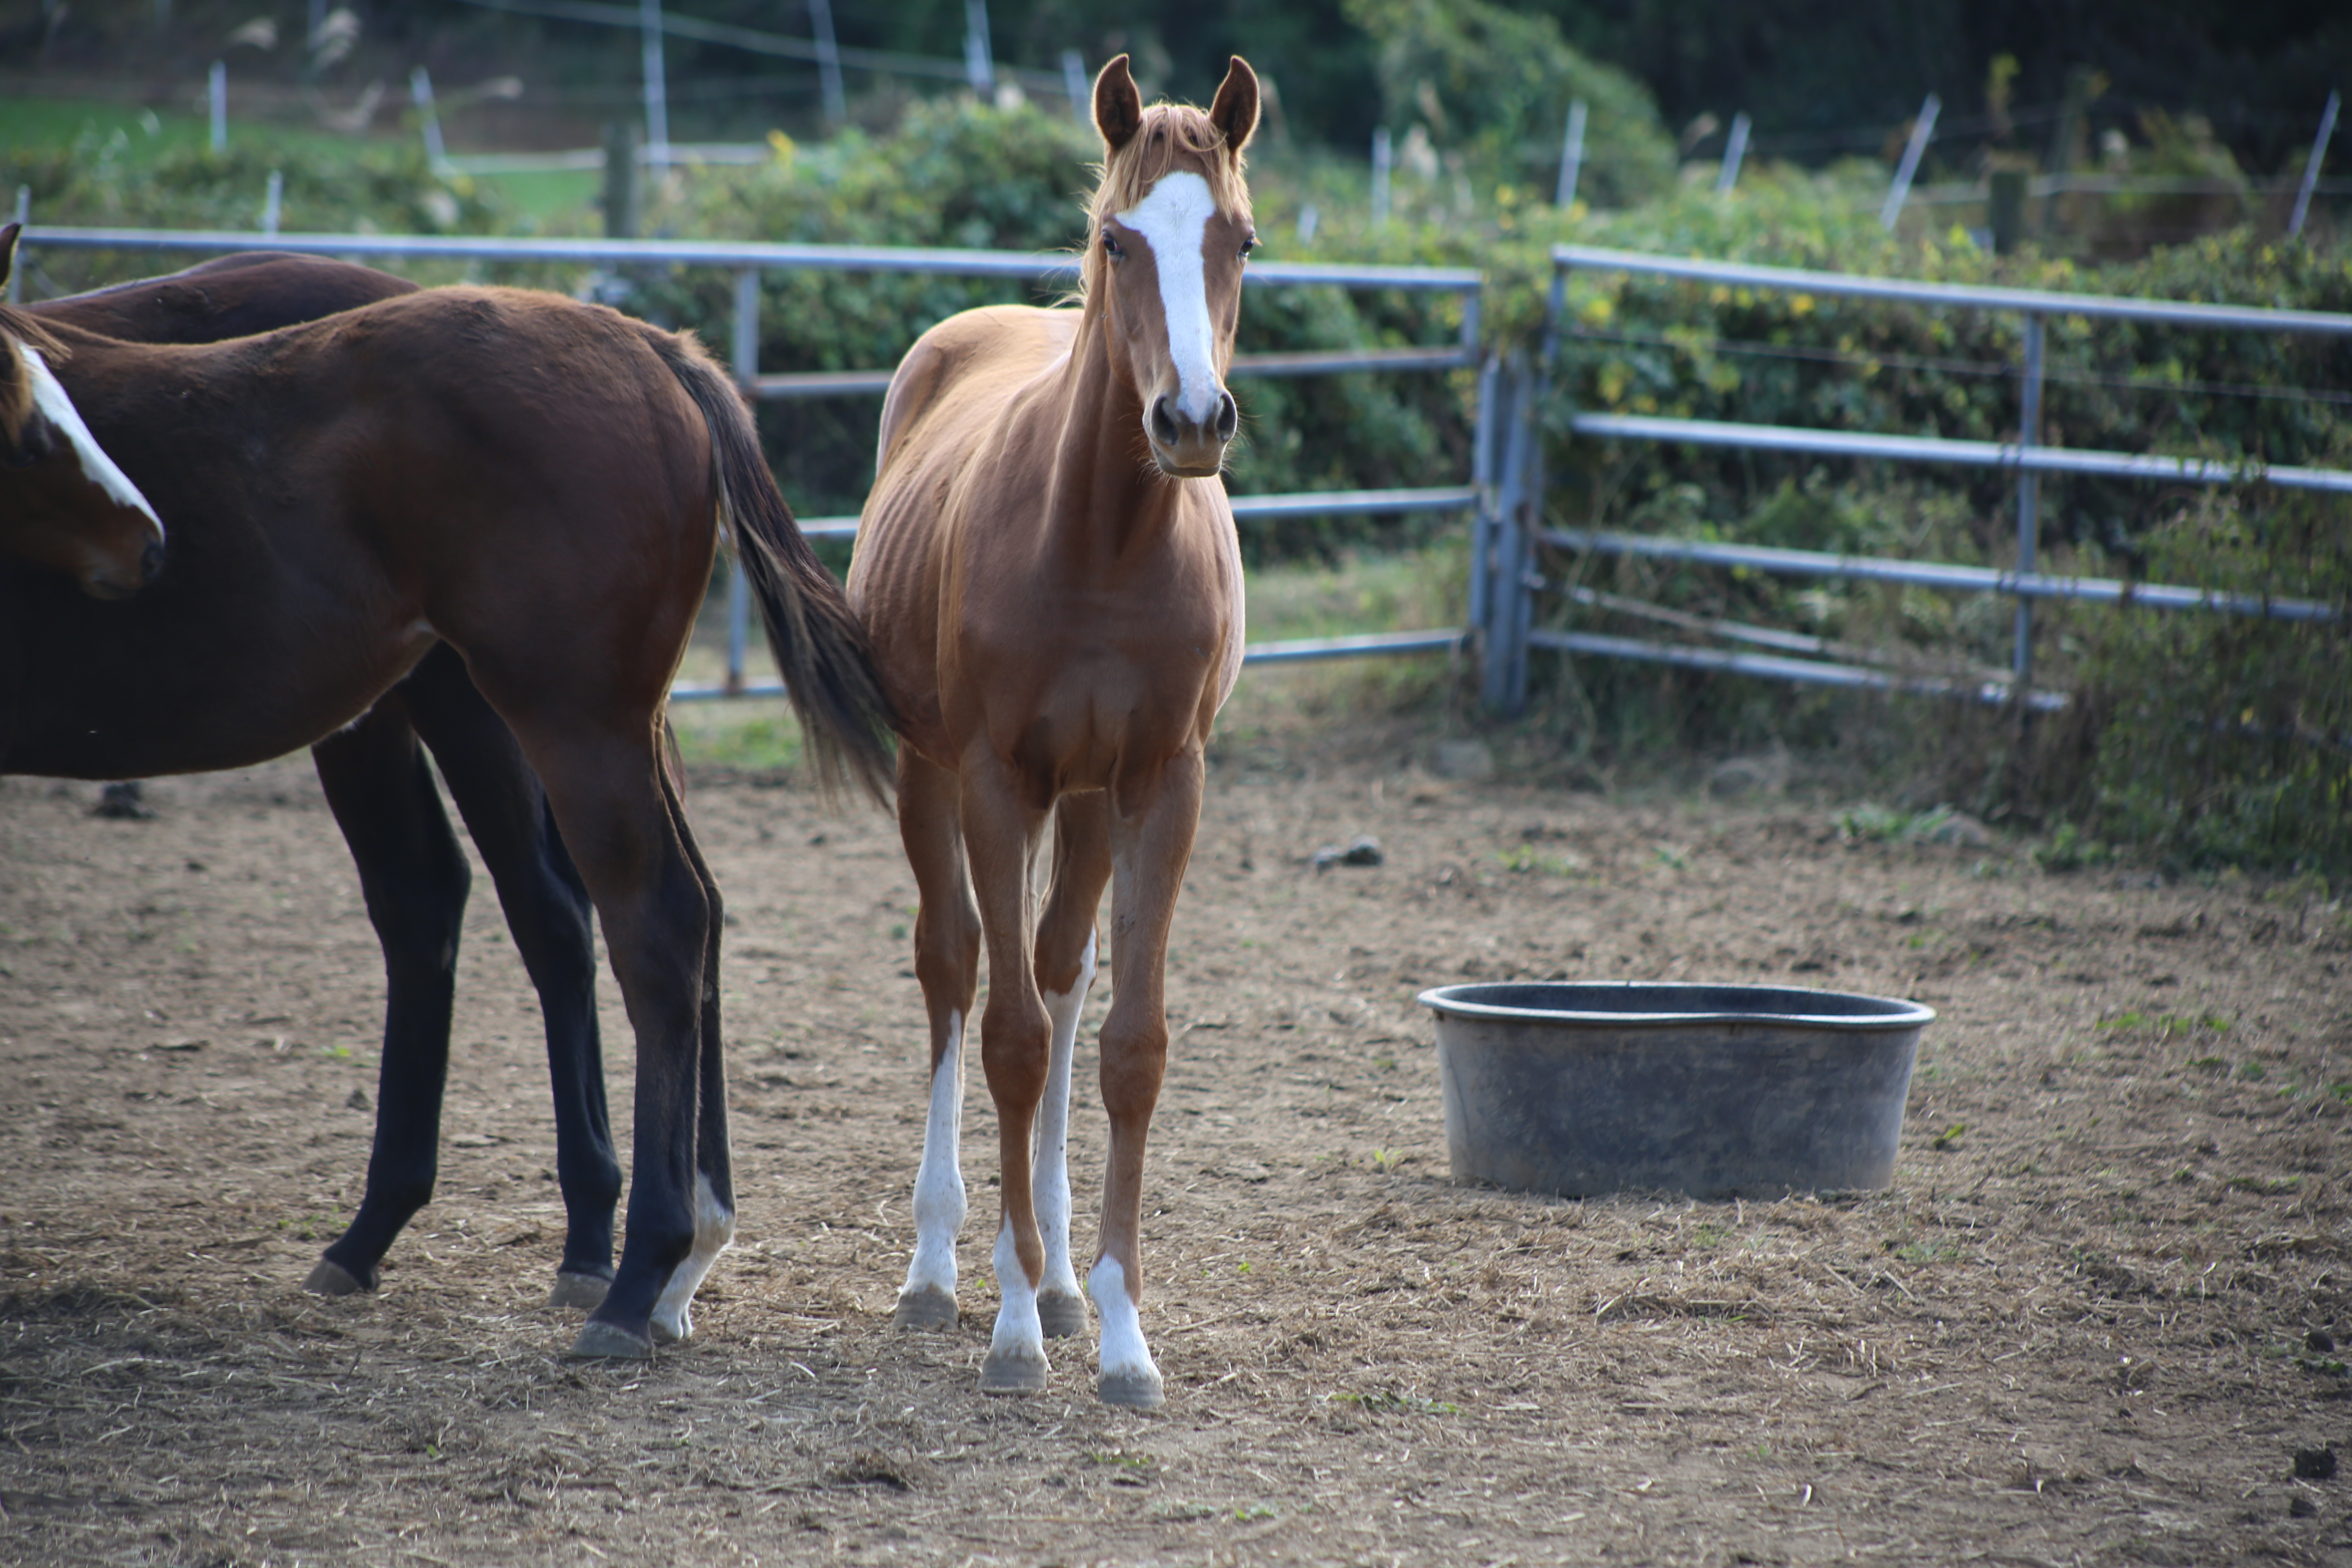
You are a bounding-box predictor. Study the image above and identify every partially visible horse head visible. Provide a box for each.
[1087,55,1259,479]
[0,223,167,599]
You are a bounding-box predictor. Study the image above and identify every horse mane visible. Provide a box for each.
[0,304,68,443]
[1079,102,1252,301]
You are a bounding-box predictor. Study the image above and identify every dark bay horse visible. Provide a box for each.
[847,56,1258,1407]
[0,229,896,1357]
[27,248,635,1318]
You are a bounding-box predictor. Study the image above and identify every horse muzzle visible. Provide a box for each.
[1146,390,1237,479]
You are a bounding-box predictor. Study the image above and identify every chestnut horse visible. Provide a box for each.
[847,56,1257,1407]
[0,229,895,1357]
[25,248,635,1317]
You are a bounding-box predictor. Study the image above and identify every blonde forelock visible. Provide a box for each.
[1078,103,1252,301]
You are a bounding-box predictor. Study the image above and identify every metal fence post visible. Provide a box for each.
[1468,354,1501,639]
[726,266,760,696]
[2012,311,2045,713]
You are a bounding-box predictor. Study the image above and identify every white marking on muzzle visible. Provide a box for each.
[16,344,165,540]
[1117,170,1223,427]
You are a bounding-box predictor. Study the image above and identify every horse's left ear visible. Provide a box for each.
[0,223,18,295]
[1208,57,1260,158]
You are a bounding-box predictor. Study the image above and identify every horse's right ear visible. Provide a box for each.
[1094,55,1143,154]
[0,223,18,295]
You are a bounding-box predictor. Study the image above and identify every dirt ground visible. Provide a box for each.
[4,704,2350,1567]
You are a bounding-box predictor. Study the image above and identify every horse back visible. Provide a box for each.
[34,254,418,343]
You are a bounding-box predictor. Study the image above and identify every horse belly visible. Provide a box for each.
[7,602,434,780]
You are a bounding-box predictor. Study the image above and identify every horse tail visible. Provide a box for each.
[643,325,897,806]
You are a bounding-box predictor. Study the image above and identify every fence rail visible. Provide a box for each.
[21,224,1488,693]
[1479,243,2352,717]
[26,223,2344,724]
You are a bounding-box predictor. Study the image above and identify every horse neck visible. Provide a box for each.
[1040,301,1207,562]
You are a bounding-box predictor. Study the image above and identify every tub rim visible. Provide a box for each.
[1417,980,1935,1033]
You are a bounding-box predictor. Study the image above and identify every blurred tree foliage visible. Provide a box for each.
[1341,0,1675,207]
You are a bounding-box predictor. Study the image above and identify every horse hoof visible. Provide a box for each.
[979,1347,1049,1395]
[566,1320,655,1361]
[650,1305,690,1346]
[547,1272,610,1312]
[1097,1368,1165,1410]
[891,1286,959,1331]
[302,1258,370,1297]
[1037,1290,1089,1338]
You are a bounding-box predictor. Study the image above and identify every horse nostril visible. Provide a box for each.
[1149,396,1180,447]
[140,538,165,584]
[1214,391,1238,443]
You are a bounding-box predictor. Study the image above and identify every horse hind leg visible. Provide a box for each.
[402,647,621,1313]
[1032,791,1112,1339]
[494,722,712,1361]
[892,751,979,1332]
[649,753,735,1345]
[303,702,469,1298]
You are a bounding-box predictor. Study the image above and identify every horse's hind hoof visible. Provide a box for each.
[566,1320,655,1361]
[979,1346,1049,1395]
[891,1285,959,1331]
[548,1272,610,1312]
[1097,1368,1165,1410]
[1037,1289,1088,1338]
[302,1258,370,1297]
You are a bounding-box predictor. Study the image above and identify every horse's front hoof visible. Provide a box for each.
[547,1272,610,1312]
[1037,1289,1088,1338]
[302,1258,371,1297]
[1097,1367,1165,1410]
[979,1346,1049,1395]
[566,1320,655,1360]
[892,1285,959,1331]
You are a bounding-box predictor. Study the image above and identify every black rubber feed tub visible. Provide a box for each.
[1418,982,1935,1199]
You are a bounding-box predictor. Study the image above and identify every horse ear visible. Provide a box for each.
[1208,56,1260,157]
[1094,54,1143,154]
[0,223,18,295]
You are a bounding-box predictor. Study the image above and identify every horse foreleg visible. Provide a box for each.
[893,751,979,1331]
[305,702,467,1297]
[649,756,735,1345]
[960,762,1054,1394]
[403,647,619,1311]
[1090,749,1206,1410]
[1032,791,1112,1339]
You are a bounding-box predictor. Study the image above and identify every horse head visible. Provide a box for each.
[0,224,167,600]
[1088,55,1260,479]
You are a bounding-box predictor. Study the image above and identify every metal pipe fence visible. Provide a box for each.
[1491,243,2352,717]
[21,224,1489,695]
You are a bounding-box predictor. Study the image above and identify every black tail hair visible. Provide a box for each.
[643,325,897,805]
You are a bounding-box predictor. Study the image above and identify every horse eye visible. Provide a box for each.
[1101,229,1123,260]
[1240,235,1257,259]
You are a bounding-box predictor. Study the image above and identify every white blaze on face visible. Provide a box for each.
[1116,170,1223,426]
[16,343,165,539]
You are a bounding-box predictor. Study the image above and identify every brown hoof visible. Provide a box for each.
[566,1320,654,1360]
[1037,1289,1088,1338]
[547,1272,610,1312]
[891,1285,959,1331]
[302,1258,370,1297]
[1098,1368,1165,1410]
[979,1347,1049,1395]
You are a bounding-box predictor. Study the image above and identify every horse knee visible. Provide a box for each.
[1097,1022,1169,1118]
